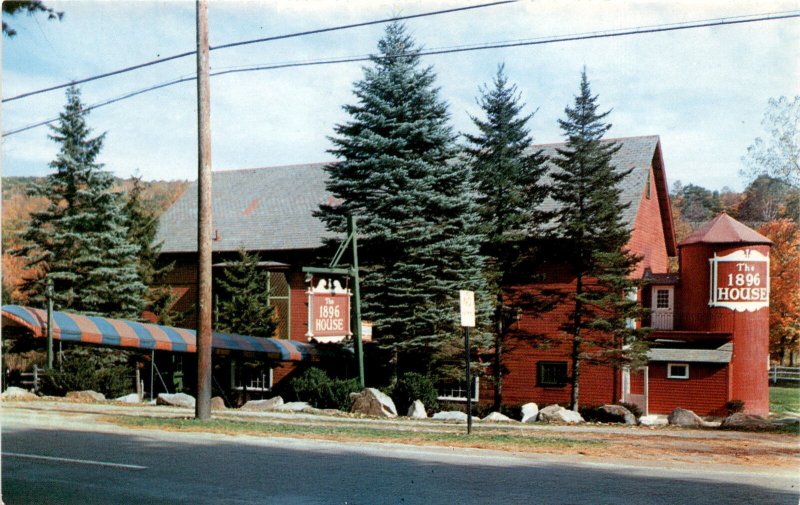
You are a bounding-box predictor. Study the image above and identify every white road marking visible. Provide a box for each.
[2,452,147,470]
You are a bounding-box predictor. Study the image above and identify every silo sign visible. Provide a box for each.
[708,249,769,311]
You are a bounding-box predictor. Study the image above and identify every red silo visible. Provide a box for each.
[677,214,772,416]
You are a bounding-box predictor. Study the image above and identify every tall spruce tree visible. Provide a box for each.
[550,71,647,411]
[317,22,490,377]
[214,250,277,339]
[464,64,549,409]
[123,177,179,325]
[14,86,146,319]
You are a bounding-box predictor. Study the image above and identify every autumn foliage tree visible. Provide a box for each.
[759,219,800,365]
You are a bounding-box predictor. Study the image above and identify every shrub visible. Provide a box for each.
[289,367,360,411]
[726,399,745,415]
[617,401,643,419]
[500,403,524,421]
[391,372,439,414]
[579,404,605,422]
[41,347,133,398]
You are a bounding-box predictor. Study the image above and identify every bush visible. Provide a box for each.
[617,401,643,419]
[579,404,605,422]
[726,399,745,415]
[289,367,360,411]
[41,347,133,398]
[391,372,439,414]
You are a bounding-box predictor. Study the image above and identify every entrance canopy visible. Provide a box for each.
[1,305,316,362]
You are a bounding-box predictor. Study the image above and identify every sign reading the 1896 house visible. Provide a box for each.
[708,249,769,312]
[306,279,351,343]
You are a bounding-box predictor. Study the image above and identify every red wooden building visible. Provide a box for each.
[155,135,771,415]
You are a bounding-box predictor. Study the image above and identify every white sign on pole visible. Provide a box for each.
[459,290,475,327]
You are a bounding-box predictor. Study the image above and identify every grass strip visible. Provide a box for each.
[112,416,604,452]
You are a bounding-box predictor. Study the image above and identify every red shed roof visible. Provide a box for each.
[679,213,772,247]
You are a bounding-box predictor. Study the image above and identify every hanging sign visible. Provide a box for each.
[306,279,351,343]
[708,249,769,312]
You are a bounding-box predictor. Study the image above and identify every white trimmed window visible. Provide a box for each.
[667,363,689,379]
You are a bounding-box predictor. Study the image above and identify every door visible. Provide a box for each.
[651,286,674,330]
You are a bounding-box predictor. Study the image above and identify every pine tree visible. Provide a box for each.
[463,64,549,409]
[550,71,647,411]
[214,250,277,339]
[13,86,146,319]
[123,177,180,325]
[317,22,490,376]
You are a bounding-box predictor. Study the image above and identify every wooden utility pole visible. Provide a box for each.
[195,0,213,420]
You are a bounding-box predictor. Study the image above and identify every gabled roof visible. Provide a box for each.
[679,213,772,247]
[157,135,672,254]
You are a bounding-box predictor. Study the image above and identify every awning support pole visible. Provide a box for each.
[150,349,155,401]
[46,279,54,370]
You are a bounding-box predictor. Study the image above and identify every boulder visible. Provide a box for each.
[771,417,800,428]
[349,388,397,418]
[156,392,196,408]
[538,405,584,424]
[721,412,772,430]
[241,396,284,411]
[407,400,427,419]
[210,396,226,410]
[521,403,539,423]
[667,408,704,427]
[1,386,38,401]
[597,404,637,425]
[482,411,515,423]
[432,411,469,421]
[639,415,668,427]
[114,393,142,403]
[66,390,106,402]
[277,401,311,412]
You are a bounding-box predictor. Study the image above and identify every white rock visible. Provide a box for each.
[432,411,469,421]
[1,386,37,400]
[521,402,539,423]
[156,392,196,408]
[407,400,427,418]
[482,411,515,423]
[241,397,284,411]
[638,415,668,426]
[349,388,397,417]
[277,401,311,412]
[537,404,584,424]
[114,393,142,403]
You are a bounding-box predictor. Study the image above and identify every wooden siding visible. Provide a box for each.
[647,362,729,416]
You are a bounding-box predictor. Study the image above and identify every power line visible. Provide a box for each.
[2,0,516,103]
[4,10,798,138]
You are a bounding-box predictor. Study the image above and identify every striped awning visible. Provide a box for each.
[1,305,316,362]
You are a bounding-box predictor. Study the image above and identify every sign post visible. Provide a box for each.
[302,215,365,388]
[460,290,475,435]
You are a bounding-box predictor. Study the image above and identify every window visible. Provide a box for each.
[436,377,479,402]
[667,363,689,379]
[656,289,671,309]
[538,362,568,387]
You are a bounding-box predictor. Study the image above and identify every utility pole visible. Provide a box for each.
[195,0,213,420]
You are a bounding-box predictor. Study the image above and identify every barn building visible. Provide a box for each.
[154,135,771,416]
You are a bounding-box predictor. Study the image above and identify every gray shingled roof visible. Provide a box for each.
[648,343,733,364]
[157,136,660,254]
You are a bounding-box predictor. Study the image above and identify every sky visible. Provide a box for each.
[2,0,799,191]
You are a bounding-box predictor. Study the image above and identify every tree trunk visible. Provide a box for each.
[493,292,504,411]
[570,275,583,412]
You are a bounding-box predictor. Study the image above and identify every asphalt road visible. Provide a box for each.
[2,409,798,505]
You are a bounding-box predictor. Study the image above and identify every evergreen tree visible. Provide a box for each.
[215,250,277,339]
[550,71,647,411]
[13,86,146,319]
[123,177,180,325]
[317,22,490,377]
[463,64,549,409]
